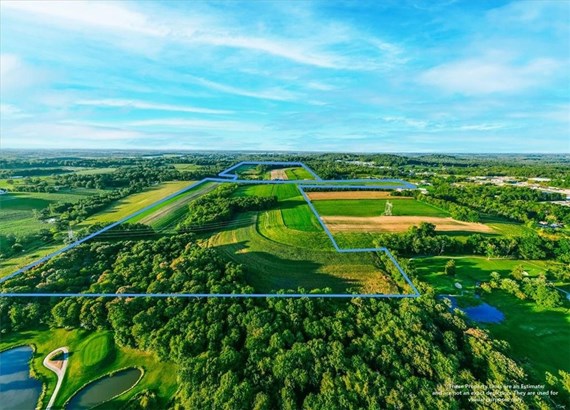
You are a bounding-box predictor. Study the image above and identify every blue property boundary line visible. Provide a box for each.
[0,161,420,299]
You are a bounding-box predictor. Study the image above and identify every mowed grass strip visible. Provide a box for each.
[234,184,321,232]
[128,181,216,230]
[78,181,194,226]
[313,198,449,217]
[80,332,114,367]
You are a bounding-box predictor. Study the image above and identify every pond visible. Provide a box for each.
[463,303,505,323]
[0,346,43,410]
[66,368,142,409]
[440,295,505,324]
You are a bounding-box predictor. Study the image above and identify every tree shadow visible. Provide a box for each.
[213,240,360,294]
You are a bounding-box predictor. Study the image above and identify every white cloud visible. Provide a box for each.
[190,76,300,102]
[420,57,560,95]
[76,99,232,115]
[1,1,401,71]
[0,122,143,148]
[1,0,166,36]
[0,103,21,116]
[125,118,265,132]
[0,54,48,93]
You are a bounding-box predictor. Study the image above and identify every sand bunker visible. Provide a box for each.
[322,215,495,233]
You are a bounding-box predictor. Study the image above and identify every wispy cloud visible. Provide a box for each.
[76,99,232,115]
[420,57,560,95]
[189,76,301,102]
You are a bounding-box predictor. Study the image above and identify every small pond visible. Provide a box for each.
[0,346,43,410]
[66,367,142,409]
[440,295,505,324]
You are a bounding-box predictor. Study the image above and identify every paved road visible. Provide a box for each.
[43,346,69,410]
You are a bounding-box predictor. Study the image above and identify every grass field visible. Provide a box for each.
[0,190,105,236]
[482,291,570,381]
[234,184,322,232]
[128,181,217,230]
[173,163,202,171]
[0,329,177,409]
[0,243,63,279]
[413,256,570,386]
[71,167,117,175]
[205,184,410,294]
[80,333,114,367]
[283,167,316,180]
[234,165,317,181]
[78,181,194,227]
[413,256,553,295]
[304,180,408,186]
[312,198,448,217]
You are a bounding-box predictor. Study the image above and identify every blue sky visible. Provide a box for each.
[1,0,568,153]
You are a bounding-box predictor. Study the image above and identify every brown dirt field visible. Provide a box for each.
[322,215,495,233]
[270,169,288,180]
[306,191,411,200]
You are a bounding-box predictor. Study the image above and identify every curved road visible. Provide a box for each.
[43,346,69,410]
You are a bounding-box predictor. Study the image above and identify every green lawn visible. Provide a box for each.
[80,333,114,367]
[482,291,570,382]
[413,256,570,388]
[481,215,533,236]
[312,198,449,217]
[0,329,177,409]
[413,256,553,295]
[78,181,194,227]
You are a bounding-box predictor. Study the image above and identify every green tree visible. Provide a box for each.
[444,259,456,276]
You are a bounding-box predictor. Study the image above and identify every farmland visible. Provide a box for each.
[312,197,448,217]
[128,181,218,230]
[205,184,409,294]
[77,181,194,227]
[234,164,317,181]
[0,190,104,236]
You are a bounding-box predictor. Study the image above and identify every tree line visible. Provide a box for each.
[1,233,564,408]
[373,222,570,263]
[178,184,277,229]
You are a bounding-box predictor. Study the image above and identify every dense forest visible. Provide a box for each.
[429,184,570,225]
[1,234,563,408]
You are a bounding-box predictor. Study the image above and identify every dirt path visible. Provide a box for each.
[43,346,69,410]
[270,169,288,180]
[322,216,495,233]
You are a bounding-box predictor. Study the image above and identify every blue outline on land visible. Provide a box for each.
[0,162,420,299]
